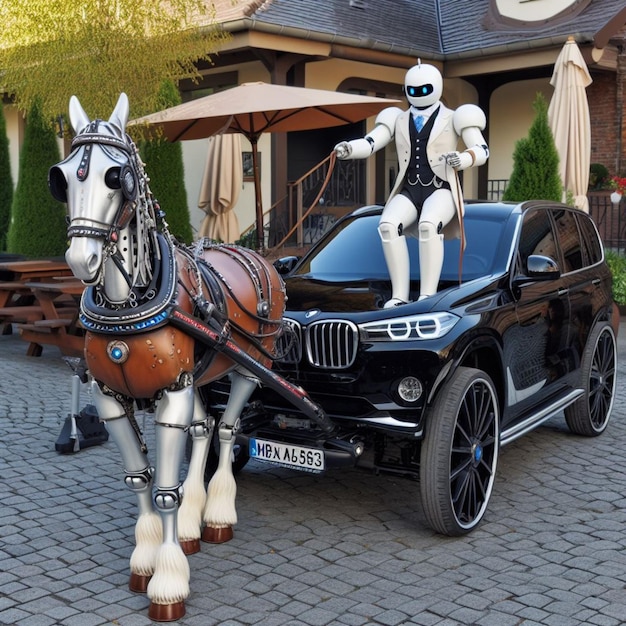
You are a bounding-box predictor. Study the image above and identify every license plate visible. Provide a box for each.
[250,438,325,472]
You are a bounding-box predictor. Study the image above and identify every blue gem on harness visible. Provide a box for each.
[107,340,130,363]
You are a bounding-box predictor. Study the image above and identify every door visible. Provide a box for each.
[504,207,570,419]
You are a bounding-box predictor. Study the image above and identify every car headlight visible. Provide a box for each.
[359,311,460,341]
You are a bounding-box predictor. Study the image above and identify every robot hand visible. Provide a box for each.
[334,141,353,160]
[443,151,462,169]
[442,151,474,170]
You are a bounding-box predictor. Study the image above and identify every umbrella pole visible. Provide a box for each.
[251,138,264,252]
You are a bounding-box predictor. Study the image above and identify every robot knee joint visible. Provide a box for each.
[419,221,442,242]
[154,484,184,511]
[124,467,154,493]
[189,416,215,441]
[218,418,240,442]
[378,221,402,242]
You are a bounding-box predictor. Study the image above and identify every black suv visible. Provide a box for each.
[205,201,618,535]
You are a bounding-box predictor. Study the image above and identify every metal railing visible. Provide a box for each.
[588,193,626,254]
[245,157,362,253]
[487,180,626,253]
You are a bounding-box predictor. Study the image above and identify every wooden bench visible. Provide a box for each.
[29,318,75,329]
[3,277,84,355]
[0,305,44,323]
[17,320,84,357]
[0,282,38,333]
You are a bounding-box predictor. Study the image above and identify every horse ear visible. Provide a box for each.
[109,93,130,133]
[69,96,91,134]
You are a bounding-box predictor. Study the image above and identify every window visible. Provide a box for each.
[518,209,555,274]
[552,209,583,273]
[179,72,238,102]
[575,212,603,267]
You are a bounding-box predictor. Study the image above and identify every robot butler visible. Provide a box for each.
[334,61,489,307]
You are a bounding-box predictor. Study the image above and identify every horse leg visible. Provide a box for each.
[202,371,257,543]
[177,390,214,555]
[147,384,194,622]
[90,382,162,594]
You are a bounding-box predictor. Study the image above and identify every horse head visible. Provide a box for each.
[49,93,146,303]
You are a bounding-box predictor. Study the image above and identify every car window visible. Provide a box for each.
[517,208,555,274]
[552,208,583,273]
[299,215,389,279]
[575,212,603,266]
[296,212,506,281]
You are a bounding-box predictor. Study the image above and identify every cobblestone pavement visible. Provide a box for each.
[2,322,626,626]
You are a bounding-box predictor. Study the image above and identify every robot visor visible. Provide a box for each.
[406,84,434,98]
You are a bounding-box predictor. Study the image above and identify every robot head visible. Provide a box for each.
[404,61,443,109]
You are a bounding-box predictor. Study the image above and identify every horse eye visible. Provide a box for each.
[105,167,122,190]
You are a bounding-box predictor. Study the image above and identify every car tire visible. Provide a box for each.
[420,366,500,536]
[185,430,250,484]
[564,321,616,437]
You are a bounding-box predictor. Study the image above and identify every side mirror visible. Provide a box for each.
[512,254,560,292]
[526,254,560,278]
[273,255,299,275]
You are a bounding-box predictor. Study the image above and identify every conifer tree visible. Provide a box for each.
[7,99,67,257]
[503,92,562,203]
[0,105,13,251]
[140,80,193,244]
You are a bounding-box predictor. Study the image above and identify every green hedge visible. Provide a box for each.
[7,99,67,257]
[139,80,193,244]
[0,105,14,251]
[604,249,626,305]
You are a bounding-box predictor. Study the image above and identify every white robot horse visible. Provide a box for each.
[49,93,331,621]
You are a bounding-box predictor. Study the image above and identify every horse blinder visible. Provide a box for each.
[105,164,138,202]
[48,165,68,203]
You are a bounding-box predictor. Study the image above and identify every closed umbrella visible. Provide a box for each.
[198,133,242,243]
[131,82,401,248]
[548,36,592,212]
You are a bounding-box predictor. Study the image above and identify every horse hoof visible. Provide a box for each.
[129,572,151,593]
[148,600,186,622]
[180,538,201,555]
[201,525,233,543]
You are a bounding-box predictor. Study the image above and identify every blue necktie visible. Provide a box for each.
[414,115,424,132]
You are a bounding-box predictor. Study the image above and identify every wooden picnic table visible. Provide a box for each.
[0,280,33,309]
[0,259,74,334]
[0,259,73,281]
[16,279,85,357]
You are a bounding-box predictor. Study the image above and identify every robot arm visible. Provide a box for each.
[444,104,489,170]
[334,106,403,160]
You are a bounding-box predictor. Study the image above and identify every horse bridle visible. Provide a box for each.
[62,122,141,243]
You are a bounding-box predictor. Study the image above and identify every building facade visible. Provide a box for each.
[4,0,626,241]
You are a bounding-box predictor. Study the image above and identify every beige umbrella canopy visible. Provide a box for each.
[198,134,243,243]
[548,37,593,212]
[131,82,401,247]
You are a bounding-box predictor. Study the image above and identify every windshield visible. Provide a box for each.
[295,212,506,281]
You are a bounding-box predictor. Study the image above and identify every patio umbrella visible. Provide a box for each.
[198,133,242,243]
[548,36,592,212]
[131,82,401,248]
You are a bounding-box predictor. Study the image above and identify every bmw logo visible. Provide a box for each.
[305,309,320,319]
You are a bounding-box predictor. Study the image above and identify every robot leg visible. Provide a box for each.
[378,194,418,307]
[418,189,456,299]
[178,390,214,553]
[202,370,258,542]
[147,385,195,612]
[89,382,160,591]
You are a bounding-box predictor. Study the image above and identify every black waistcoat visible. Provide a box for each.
[400,107,450,207]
